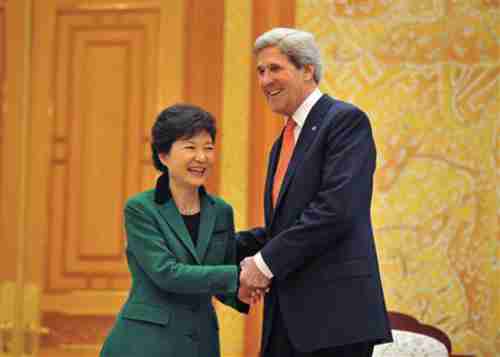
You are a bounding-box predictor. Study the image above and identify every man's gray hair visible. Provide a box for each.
[254,27,323,84]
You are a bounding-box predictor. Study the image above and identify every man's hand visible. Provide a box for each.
[240,256,271,290]
[237,284,264,305]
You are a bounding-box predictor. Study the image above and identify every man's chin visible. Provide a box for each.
[268,103,287,116]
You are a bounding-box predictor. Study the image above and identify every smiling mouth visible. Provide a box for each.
[267,89,282,98]
[188,168,207,176]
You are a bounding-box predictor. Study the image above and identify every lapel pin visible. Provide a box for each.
[312,126,317,131]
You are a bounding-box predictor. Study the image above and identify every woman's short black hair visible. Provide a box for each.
[151,104,216,172]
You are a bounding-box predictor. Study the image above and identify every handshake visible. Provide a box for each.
[238,256,271,305]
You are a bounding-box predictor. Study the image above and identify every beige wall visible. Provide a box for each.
[297,1,499,356]
[217,1,252,356]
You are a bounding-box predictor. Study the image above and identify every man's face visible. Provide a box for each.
[256,46,315,116]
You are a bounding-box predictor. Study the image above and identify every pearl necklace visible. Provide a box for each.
[178,206,200,215]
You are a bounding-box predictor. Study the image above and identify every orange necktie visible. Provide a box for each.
[272,118,297,206]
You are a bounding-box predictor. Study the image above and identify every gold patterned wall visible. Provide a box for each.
[297,0,499,356]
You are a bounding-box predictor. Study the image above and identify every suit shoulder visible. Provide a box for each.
[125,189,155,209]
[208,194,233,213]
[329,97,366,117]
[322,98,371,129]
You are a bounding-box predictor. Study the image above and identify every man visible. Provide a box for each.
[237,28,393,357]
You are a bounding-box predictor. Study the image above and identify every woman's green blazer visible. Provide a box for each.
[100,178,247,357]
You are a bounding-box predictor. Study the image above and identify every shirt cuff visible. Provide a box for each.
[254,252,274,279]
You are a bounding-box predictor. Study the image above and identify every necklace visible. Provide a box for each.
[172,188,200,215]
[178,205,200,215]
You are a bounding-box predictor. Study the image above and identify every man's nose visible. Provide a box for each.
[259,71,273,86]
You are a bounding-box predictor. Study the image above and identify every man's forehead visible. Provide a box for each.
[256,48,290,67]
[256,61,282,68]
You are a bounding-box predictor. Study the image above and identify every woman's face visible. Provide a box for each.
[159,130,215,190]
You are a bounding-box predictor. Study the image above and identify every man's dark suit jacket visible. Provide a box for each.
[238,94,393,353]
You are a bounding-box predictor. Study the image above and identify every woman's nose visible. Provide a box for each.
[195,150,207,161]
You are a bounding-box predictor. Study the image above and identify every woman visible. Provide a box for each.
[100,104,248,357]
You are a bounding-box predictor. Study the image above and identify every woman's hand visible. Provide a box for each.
[238,285,267,304]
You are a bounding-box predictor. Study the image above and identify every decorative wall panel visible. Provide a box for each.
[298,1,499,356]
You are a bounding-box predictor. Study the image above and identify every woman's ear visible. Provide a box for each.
[158,152,169,169]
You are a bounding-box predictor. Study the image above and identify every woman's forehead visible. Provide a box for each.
[177,131,214,143]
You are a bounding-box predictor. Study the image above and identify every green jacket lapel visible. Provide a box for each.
[196,195,216,262]
[157,199,201,264]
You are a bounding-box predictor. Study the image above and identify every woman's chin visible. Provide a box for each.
[188,176,208,188]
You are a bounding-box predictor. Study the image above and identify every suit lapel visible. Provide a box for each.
[195,195,216,262]
[157,199,201,264]
[264,140,280,226]
[273,95,333,213]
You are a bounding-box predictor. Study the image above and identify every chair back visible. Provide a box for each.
[388,311,452,354]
